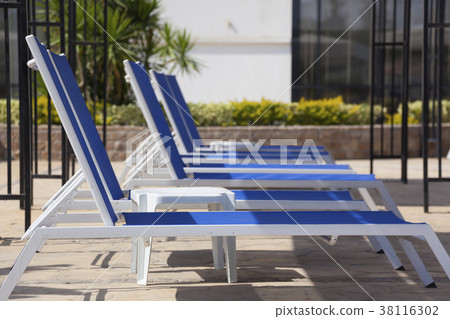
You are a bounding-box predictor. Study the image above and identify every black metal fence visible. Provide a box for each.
[1,0,108,230]
[0,0,32,230]
[30,0,108,184]
[291,0,373,103]
[68,0,108,148]
[369,0,411,183]
[28,0,67,184]
[422,0,449,212]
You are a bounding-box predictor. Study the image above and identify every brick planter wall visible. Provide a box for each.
[1,123,449,161]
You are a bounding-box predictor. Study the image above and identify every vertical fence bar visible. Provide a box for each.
[422,0,429,212]
[60,0,69,184]
[380,0,386,157]
[18,0,31,229]
[315,0,322,99]
[401,0,411,183]
[31,0,38,176]
[431,0,437,141]
[370,0,376,174]
[93,1,98,123]
[68,0,76,75]
[83,0,88,103]
[389,0,397,157]
[436,0,444,179]
[68,0,77,179]
[45,0,52,174]
[4,6,12,194]
[291,0,301,102]
[103,0,108,146]
[0,0,32,230]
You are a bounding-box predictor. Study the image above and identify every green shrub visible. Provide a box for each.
[107,104,147,126]
[384,100,450,124]
[2,97,450,126]
[188,102,234,126]
[0,99,20,124]
[0,97,145,126]
[231,98,289,126]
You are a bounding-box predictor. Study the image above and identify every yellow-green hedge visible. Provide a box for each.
[0,98,145,126]
[2,97,450,126]
[189,97,372,126]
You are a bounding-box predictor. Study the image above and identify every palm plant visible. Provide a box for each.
[39,0,201,104]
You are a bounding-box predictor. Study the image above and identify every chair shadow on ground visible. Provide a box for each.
[170,232,450,301]
[9,285,108,301]
[375,180,450,208]
[4,232,450,301]
[0,264,73,277]
[8,285,87,300]
[288,232,450,301]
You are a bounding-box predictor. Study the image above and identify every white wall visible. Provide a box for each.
[160,0,292,103]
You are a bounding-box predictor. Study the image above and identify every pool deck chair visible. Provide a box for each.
[22,54,390,285]
[151,70,334,160]
[1,37,449,300]
[23,51,427,286]
[23,39,389,266]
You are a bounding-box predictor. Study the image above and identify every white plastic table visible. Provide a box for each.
[129,187,237,285]
[130,187,236,212]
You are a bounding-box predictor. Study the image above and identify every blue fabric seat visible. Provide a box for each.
[123,210,417,226]
[233,190,354,201]
[192,173,376,181]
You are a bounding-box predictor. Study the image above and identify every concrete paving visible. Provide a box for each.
[0,158,449,301]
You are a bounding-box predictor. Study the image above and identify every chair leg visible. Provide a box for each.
[136,237,152,286]
[357,188,388,254]
[36,238,48,253]
[374,236,404,270]
[366,235,404,270]
[422,229,450,279]
[367,236,384,253]
[398,238,435,287]
[211,236,225,270]
[224,236,237,283]
[130,237,137,274]
[0,233,45,300]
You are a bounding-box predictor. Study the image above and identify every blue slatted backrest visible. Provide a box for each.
[50,53,124,201]
[152,71,195,152]
[27,36,117,225]
[128,62,187,179]
[165,74,202,142]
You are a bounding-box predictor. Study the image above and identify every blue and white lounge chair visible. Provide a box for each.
[24,50,413,285]
[23,46,386,285]
[22,38,384,276]
[47,47,447,287]
[1,36,449,300]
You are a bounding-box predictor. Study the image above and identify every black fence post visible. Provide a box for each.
[422,0,429,212]
[18,1,31,230]
[0,0,32,231]
[401,0,411,183]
